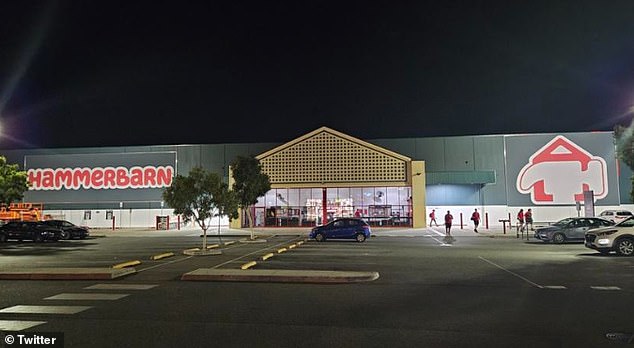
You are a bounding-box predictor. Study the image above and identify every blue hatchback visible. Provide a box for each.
[309,218,371,242]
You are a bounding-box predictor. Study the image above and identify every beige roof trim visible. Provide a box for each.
[256,126,411,161]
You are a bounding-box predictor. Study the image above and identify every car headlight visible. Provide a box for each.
[599,230,618,236]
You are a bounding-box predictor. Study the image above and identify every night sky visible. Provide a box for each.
[1,1,634,149]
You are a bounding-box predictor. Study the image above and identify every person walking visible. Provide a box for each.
[517,209,525,232]
[444,210,453,236]
[525,208,534,231]
[429,209,439,227]
[471,208,481,233]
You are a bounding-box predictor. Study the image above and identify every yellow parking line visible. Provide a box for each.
[296,241,304,246]
[277,247,287,254]
[150,252,174,260]
[241,261,257,270]
[206,244,220,249]
[112,260,141,269]
[261,253,274,261]
[183,248,200,254]
[224,241,236,246]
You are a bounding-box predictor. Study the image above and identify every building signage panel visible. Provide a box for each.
[505,133,618,206]
[24,152,176,203]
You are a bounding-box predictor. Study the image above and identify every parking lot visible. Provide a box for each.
[1,227,633,347]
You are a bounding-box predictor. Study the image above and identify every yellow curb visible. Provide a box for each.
[206,244,220,249]
[224,241,236,246]
[296,241,304,246]
[241,261,257,270]
[261,253,274,261]
[183,248,200,254]
[150,252,175,260]
[288,244,297,249]
[277,248,287,254]
[112,260,141,269]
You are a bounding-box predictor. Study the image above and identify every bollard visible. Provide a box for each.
[460,213,463,229]
[485,212,489,229]
[112,215,116,231]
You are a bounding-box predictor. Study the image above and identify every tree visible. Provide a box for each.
[162,167,237,249]
[615,124,634,202]
[230,156,271,240]
[0,156,29,205]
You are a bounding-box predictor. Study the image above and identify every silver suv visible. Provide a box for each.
[598,210,633,223]
[585,217,634,256]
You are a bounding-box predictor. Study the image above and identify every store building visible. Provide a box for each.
[234,127,425,228]
[0,126,630,229]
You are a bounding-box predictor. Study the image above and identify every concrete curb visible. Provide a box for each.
[150,252,175,260]
[181,269,380,283]
[0,267,136,280]
[112,260,141,269]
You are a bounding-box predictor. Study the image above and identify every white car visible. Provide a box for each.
[598,210,633,223]
[585,217,634,256]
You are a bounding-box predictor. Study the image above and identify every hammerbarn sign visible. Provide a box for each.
[24,152,176,204]
[28,166,174,191]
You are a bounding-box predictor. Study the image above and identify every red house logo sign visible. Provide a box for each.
[516,135,608,205]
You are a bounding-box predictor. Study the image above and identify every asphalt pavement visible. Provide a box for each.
[0,224,532,282]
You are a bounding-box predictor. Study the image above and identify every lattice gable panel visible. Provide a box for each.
[260,131,407,184]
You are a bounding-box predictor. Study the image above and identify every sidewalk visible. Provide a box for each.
[89,224,530,239]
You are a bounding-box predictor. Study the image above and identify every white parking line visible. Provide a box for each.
[427,229,446,237]
[479,256,566,290]
[0,305,91,314]
[44,293,129,301]
[0,320,47,331]
[591,286,621,291]
[84,284,158,290]
[212,237,303,269]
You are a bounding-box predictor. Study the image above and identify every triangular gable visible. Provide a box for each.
[531,135,592,170]
[257,126,411,185]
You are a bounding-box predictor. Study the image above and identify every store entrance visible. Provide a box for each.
[248,187,413,228]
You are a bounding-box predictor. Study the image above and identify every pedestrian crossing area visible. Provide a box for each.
[0,305,92,314]
[0,283,158,331]
[44,293,129,301]
[0,320,47,331]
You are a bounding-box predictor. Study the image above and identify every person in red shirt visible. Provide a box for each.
[429,209,439,227]
[444,210,453,236]
[517,209,525,232]
[471,208,481,233]
[524,208,533,231]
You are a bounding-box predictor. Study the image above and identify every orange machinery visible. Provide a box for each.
[0,202,43,222]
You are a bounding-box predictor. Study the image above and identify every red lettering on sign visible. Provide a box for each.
[26,166,175,191]
[104,168,116,188]
[116,168,130,187]
[55,169,73,189]
[144,167,156,187]
[91,169,104,188]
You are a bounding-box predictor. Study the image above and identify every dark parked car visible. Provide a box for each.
[0,221,61,242]
[309,217,371,242]
[534,217,614,244]
[41,220,89,240]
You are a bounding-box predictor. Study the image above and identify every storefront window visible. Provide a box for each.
[253,186,412,228]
